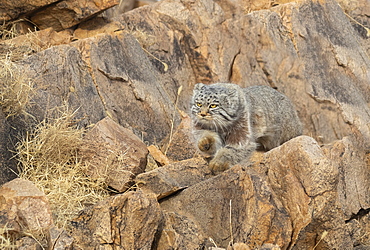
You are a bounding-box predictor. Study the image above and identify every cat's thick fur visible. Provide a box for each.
[191,82,302,172]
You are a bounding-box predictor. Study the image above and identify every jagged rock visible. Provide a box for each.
[0,178,53,233]
[71,190,162,249]
[74,31,182,143]
[73,17,124,40]
[160,164,292,249]
[135,157,212,200]
[82,116,148,192]
[161,114,198,163]
[153,211,207,249]
[228,243,252,250]
[264,136,351,249]
[0,0,57,22]
[158,136,355,249]
[47,227,73,250]
[322,136,370,217]
[9,27,183,144]
[147,145,170,166]
[119,0,370,147]
[16,236,40,250]
[30,0,119,31]
[0,110,17,185]
[0,28,73,61]
[18,44,106,127]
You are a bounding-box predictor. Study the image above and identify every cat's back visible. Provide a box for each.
[244,85,302,149]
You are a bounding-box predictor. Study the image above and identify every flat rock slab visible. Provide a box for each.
[0,0,57,22]
[135,157,212,200]
[30,0,119,31]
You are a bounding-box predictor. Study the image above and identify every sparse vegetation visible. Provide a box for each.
[0,56,35,117]
[16,107,109,230]
[0,224,17,249]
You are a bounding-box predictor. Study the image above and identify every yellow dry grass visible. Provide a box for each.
[0,224,17,250]
[17,107,109,230]
[0,56,35,117]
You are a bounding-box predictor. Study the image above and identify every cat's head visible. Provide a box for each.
[191,83,242,130]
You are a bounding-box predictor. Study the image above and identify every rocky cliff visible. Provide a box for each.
[0,0,370,249]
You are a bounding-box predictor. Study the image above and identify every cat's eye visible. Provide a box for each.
[196,103,202,107]
[209,104,218,108]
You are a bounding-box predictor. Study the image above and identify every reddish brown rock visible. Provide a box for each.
[160,164,292,249]
[71,190,162,249]
[82,116,148,192]
[136,157,212,200]
[148,145,170,166]
[0,178,53,233]
[73,17,124,40]
[153,211,206,249]
[161,115,198,163]
[158,136,354,249]
[0,0,57,22]
[322,136,370,217]
[47,227,73,250]
[30,0,119,31]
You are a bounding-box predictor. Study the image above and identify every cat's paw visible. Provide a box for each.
[198,136,216,154]
[209,157,230,173]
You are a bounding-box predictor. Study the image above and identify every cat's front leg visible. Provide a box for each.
[195,130,223,157]
[209,141,257,173]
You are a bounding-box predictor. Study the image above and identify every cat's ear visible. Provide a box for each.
[227,87,238,97]
[194,83,205,91]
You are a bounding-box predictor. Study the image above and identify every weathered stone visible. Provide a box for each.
[136,157,212,200]
[0,0,57,22]
[259,243,281,250]
[82,116,148,192]
[30,0,119,31]
[0,28,73,61]
[47,227,73,250]
[161,114,198,163]
[286,0,370,146]
[71,190,162,249]
[148,145,170,166]
[158,135,357,249]
[228,243,251,250]
[74,31,181,143]
[17,44,106,127]
[160,165,292,249]
[153,211,207,249]
[322,136,370,218]
[9,27,183,145]
[0,110,17,185]
[346,212,370,247]
[0,178,53,233]
[264,136,351,249]
[16,236,41,250]
[337,0,370,33]
[73,17,124,40]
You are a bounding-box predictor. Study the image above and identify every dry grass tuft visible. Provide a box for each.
[17,107,109,230]
[0,56,35,117]
[0,224,17,249]
[0,21,19,41]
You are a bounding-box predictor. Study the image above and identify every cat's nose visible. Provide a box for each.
[199,111,207,117]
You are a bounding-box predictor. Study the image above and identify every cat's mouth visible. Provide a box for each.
[196,115,215,128]
[197,114,213,121]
